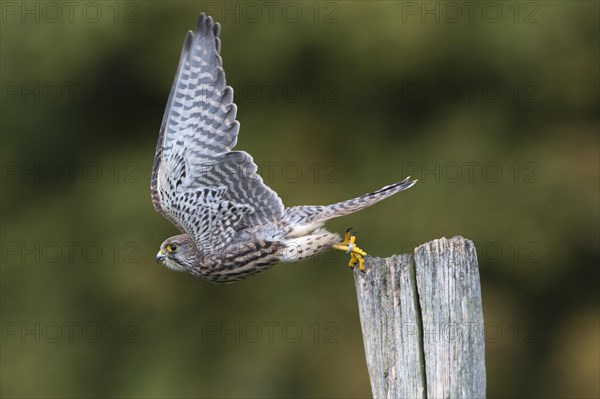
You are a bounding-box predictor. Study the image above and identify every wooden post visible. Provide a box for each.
[354,236,486,399]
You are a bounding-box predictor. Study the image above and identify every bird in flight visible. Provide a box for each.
[151,13,416,283]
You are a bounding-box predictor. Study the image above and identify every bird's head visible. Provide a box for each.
[156,234,198,273]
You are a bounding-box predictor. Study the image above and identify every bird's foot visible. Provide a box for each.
[332,228,367,272]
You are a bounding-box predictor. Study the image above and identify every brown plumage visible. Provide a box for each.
[151,13,416,283]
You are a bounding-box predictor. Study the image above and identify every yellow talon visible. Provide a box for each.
[332,228,367,272]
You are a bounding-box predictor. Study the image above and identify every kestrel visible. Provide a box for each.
[151,13,416,283]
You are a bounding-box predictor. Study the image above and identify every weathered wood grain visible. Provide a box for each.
[354,236,486,399]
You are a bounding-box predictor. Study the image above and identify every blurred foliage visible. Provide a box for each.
[1,1,598,398]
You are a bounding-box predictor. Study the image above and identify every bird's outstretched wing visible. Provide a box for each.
[151,13,284,255]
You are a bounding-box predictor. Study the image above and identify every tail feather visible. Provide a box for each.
[283,177,417,225]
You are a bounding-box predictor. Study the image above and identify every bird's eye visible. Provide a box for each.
[167,244,178,253]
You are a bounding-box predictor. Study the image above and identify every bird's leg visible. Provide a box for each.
[332,228,367,271]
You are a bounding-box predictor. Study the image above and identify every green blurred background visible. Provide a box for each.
[1,1,598,398]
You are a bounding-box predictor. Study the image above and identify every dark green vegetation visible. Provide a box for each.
[1,2,598,398]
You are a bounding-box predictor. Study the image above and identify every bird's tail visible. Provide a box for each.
[283,177,417,225]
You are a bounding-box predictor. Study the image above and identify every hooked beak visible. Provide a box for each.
[156,249,166,263]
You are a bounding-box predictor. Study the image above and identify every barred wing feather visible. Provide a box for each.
[151,13,284,253]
